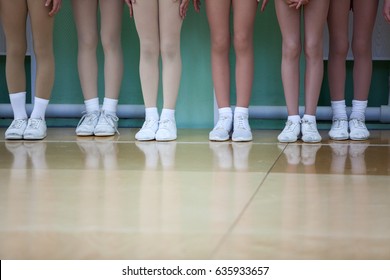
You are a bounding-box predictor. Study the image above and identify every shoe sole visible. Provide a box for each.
[94,133,116,137]
[5,135,23,140]
[350,136,369,141]
[23,135,46,140]
[156,137,177,142]
[232,137,252,142]
[329,136,349,141]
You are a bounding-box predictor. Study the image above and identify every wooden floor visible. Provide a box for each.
[0,128,389,260]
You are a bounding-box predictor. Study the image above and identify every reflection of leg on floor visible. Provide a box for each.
[95,139,118,170]
[329,142,348,173]
[349,142,369,175]
[76,138,99,169]
[157,142,177,170]
[278,144,300,165]
[24,142,48,169]
[301,144,321,166]
[232,142,252,171]
[136,141,158,170]
[209,142,232,170]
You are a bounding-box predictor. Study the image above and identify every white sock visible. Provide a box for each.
[102,97,118,114]
[302,114,316,122]
[9,92,28,120]
[331,100,348,120]
[287,115,301,123]
[234,106,249,117]
[85,97,100,113]
[30,97,49,120]
[350,100,368,121]
[145,107,159,120]
[218,107,233,118]
[160,108,175,120]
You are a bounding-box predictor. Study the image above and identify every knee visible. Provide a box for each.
[101,31,121,53]
[282,40,301,60]
[6,43,27,59]
[304,41,323,60]
[233,32,253,54]
[211,35,230,55]
[140,41,160,61]
[78,33,98,52]
[329,40,349,59]
[352,39,371,58]
[160,39,180,61]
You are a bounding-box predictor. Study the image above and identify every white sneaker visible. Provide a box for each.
[156,119,177,141]
[135,118,159,141]
[232,114,252,142]
[5,119,28,140]
[23,118,47,140]
[94,110,119,136]
[329,119,349,140]
[301,119,322,143]
[76,111,100,136]
[277,120,300,143]
[349,119,370,141]
[209,115,233,141]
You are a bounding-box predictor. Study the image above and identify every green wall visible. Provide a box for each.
[1,1,389,128]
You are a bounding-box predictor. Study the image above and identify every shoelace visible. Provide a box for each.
[27,119,42,129]
[99,111,120,134]
[235,115,248,130]
[283,120,298,132]
[77,111,99,127]
[351,119,366,128]
[214,116,231,130]
[332,119,348,129]
[159,119,173,130]
[10,119,26,129]
[302,119,317,132]
[142,119,158,129]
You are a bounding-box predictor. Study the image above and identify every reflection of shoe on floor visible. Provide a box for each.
[301,144,321,166]
[77,139,99,169]
[157,142,177,169]
[5,142,28,169]
[349,142,369,175]
[24,142,48,169]
[329,142,348,173]
[232,142,252,171]
[96,140,118,170]
[278,144,300,165]
[209,142,232,170]
[136,141,158,169]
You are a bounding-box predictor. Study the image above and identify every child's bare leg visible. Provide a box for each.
[0,0,28,94]
[327,0,350,102]
[99,0,124,101]
[159,0,183,110]
[303,0,329,116]
[206,0,231,109]
[275,0,301,116]
[27,0,55,100]
[232,0,257,108]
[133,0,159,109]
[352,0,378,102]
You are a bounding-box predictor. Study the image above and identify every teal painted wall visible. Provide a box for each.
[1,1,389,128]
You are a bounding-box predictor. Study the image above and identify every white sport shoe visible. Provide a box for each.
[94,110,119,136]
[76,110,100,136]
[23,118,47,140]
[156,119,177,141]
[232,114,252,142]
[5,119,28,140]
[349,119,370,141]
[329,119,349,140]
[209,115,233,141]
[135,118,159,141]
[301,119,321,143]
[277,120,300,143]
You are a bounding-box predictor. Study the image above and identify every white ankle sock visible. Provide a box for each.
[303,114,316,122]
[9,92,28,119]
[218,107,233,118]
[331,100,348,120]
[234,106,248,117]
[160,108,175,120]
[350,100,368,121]
[102,97,118,114]
[287,115,301,123]
[30,97,49,120]
[85,97,100,113]
[145,107,159,120]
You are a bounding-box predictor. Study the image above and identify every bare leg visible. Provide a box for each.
[71,0,99,100]
[303,0,329,115]
[27,0,55,100]
[232,0,257,108]
[99,0,124,100]
[205,0,231,109]
[159,0,183,110]
[0,0,28,94]
[327,0,350,102]
[352,0,378,101]
[133,0,159,108]
[275,0,301,116]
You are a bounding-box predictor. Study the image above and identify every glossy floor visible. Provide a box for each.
[0,128,389,259]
